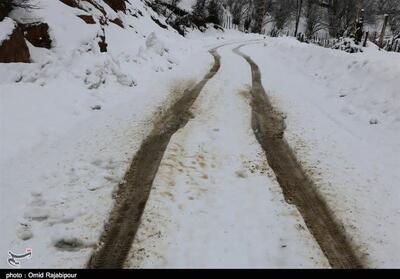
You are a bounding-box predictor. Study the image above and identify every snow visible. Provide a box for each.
[242,37,400,268]
[157,1,196,12]
[1,0,399,269]
[0,17,16,44]
[143,32,168,56]
[125,43,328,268]
[0,0,220,268]
[1,0,261,269]
[176,0,196,12]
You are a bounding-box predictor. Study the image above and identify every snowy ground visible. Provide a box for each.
[0,48,212,268]
[242,38,400,268]
[1,0,399,270]
[0,0,246,268]
[125,43,328,268]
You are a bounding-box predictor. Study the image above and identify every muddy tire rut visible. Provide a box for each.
[234,46,363,269]
[87,49,221,268]
[87,42,363,269]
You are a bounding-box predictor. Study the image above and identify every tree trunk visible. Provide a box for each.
[379,14,389,48]
[294,0,303,37]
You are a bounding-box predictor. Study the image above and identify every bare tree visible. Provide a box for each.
[241,0,256,31]
[304,0,325,38]
[207,0,222,25]
[0,0,35,21]
[362,0,378,26]
[270,0,297,35]
[200,0,400,38]
[376,0,400,36]
[229,0,249,26]
[247,0,275,34]
[192,0,207,26]
[294,0,303,37]
[192,0,206,17]
[165,0,182,22]
[320,0,358,37]
[252,0,267,33]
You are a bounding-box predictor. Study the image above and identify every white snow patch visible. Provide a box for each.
[0,17,16,44]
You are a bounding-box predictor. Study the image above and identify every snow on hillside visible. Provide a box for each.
[177,0,196,11]
[160,0,196,12]
[243,38,400,267]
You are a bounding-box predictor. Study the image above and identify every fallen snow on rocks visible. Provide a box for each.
[0,17,16,44]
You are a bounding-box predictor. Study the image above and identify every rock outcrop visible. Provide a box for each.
[59,0,79,8]
[110,17,124,28]
[0,5,12,21]
[104,0,126,13]
[20,22,52,49]
[78,15,96,24]
[0,22,30,63]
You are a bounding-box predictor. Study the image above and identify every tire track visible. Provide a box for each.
[234,45,363,269]
[87,48,221,269]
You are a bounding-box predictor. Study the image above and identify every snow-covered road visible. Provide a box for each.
[2,32,399,269]
[125,44,328,268]
[242,39,400,268]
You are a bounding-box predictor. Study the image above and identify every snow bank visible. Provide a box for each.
[264,38,400,129]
